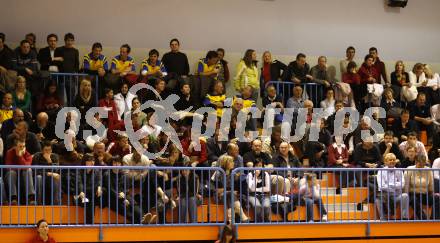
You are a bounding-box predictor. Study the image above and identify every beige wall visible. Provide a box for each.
[2,0,440,94]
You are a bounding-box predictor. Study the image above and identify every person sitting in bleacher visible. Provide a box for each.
[37,34,60,72]
[174,163,200,223]
[390,61,410,103]
[106,133,131,158]
[83,42,108,78]
[74,78,97,130]
[375,153,409,220]
[282,53,312,85]
[398,146,417,168]
[140,49,167,83]
[4,138,36,205]
[339,46,357,76]
[180,127,208,167]
[409,92,433,143]
[247,160,271,223]
[29,112,57,144]
[98,88,119,127]
[74,153,103,224]
[0,33,17,92]
[102,155,144,224]
[92,141,112,166]
[270,142,301,195]
[262,85,284,125]
[12,76,31,114]
[243,139,271,168]
[299,173,328,222]
[405,155,440,220]
[114,82,137,120]
[378,131,404,163]
[207,128,228,166]
[109,44,136,89]
[5,120,41,155]
[216,48,230,84]
[11,40,38,93]
[195,50,220,103]
[213,155,249,223]
[423,65,440,104]
[327,135,354,188]
[33,140,61,205]
[399,131,427,159]
[36,80,63,122]
[0,93,15,124]
[286,85,305,110]
[0,107,22,141]
[391,109,419,143]
[352,136,382,186]
[203,80,226,118]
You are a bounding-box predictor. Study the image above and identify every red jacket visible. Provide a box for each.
[180,138,207,164]
[358,63,380,84]
[98,98,119,127]
[107,142,131,157]
[5,148,32,166]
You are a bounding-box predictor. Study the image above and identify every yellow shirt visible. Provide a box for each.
[111,55,135,73]
[234,60,259,91]
[204,94,226,117]
[0,108,13,123]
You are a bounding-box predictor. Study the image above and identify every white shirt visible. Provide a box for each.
[432,158,440,180]
[114,92,137,119]
[377,166,405,193]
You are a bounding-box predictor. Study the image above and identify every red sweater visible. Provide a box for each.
[180,138,207,164]
[327,144,349,167]
[358,63,380,84]
[98,98,119,126]
[5,148,32,166]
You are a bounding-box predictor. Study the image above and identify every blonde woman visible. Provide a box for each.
[234,49,259,100]
[13,76,31,113]
[73,78,96,126]
[212,155,249,223]
[424,64,440,103]
[390,61,410,102]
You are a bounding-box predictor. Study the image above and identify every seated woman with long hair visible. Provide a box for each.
[13,76,32,113]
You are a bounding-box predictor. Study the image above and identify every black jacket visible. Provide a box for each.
[206,138,228,163]
[37,46,57,71]
[54,46,79,73]
[0,45,14,69]
[261,60,287,82]
[282,61,310,83]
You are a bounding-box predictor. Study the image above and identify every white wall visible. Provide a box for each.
[2,0,440,88]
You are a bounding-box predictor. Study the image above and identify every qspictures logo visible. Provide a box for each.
[55,83,386,159]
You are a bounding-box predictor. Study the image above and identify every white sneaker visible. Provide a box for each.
[322,215,328,222]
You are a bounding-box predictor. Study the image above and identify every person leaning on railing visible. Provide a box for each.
[298,173,328,222]
[404,155,440,220]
